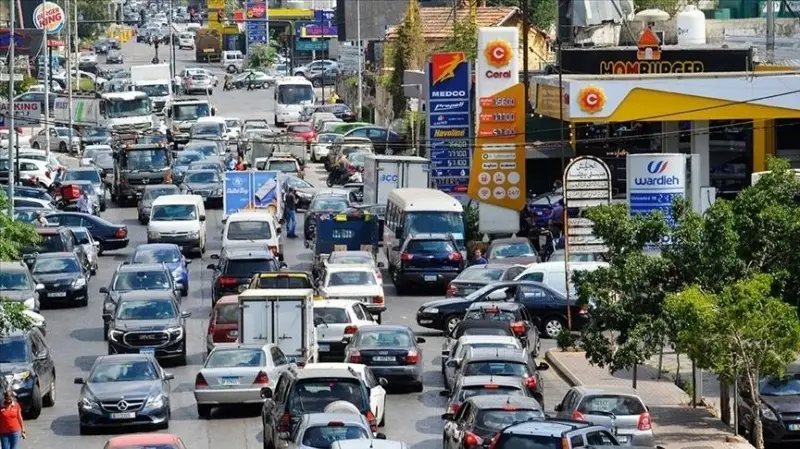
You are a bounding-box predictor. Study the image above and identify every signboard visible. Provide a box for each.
[427,52,471,195]
[32,2,66,34]
[295,39,328,52]
[338,46,362,72]
[0,29,45,56]
[0,101,42,124]
[296,22,338,38]
[468,27,525,234]
[627,153,687,241]
[563,156,611,254]
[245,0,269,52]
[223,170,282,218]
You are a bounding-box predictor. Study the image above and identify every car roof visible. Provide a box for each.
[329,251,372,258]
[571,386,643,397]
[499,420,587,437]
[295,367,360,380]
[407,233,456,241]
[210,343,271,351]
[215,294,239,306]
[227,211,276,222]
[465,395,544,410]
[34,251,77,260]
[464,347,527,362]
[222,247,276,259]
[462,263,519,271]
[302,363,366,376]
[135,243,181,252]
[95,353,153,365]
[457,335,521,344]
[184,169,218,175]
[117,290,176,301]
[331,440,406,449]
[356,324,411,333]
[62,180,94,185]
[106,433,180,447]
[36,227,61,235]
[314,299,360,308]
[68,167,99,172]
[116,263,167,272]
[0,261,28,271]
[459,375,525,387]
[490,237,533,245]
[304,413,368,426]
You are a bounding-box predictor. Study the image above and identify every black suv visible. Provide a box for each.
[21,227,90,273]
[207,246,283,305]
[107,291,191,365]
[100,263,181,338]
[303,190,354,242]
[390,233,465,295]
[0,328,56,419]
[260,365,374,449]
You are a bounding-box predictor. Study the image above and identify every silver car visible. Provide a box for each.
[283,413,386,449]
[194,343,295,419]
[68,226,99,274]
[138,184,181,225]
[30,127,80,153]
[554,386,656,447]
[184,74,213,94]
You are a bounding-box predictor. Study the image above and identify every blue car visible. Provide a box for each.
[172,150,205,185]
[127,243,191,296]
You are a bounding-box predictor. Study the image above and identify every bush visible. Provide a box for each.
[556,328,579,351]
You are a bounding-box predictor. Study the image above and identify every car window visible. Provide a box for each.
[476,409,545,431]
[352,305,367,321]
[0,272,30,291]
[462,361,529,377]
[458,266,506,282]
[407,240,456,253]
[301,425,369,449]
[133,247,182,264]
[89,360,159,382]
[33,257,81,274]
[314,307,349,324]
[326,271,376,287]
[354,329,412,348]
[113,270,172,290]
[271,347,288,365]
[214,303,239,324]
[206,349,265,368]
[519,272,544,282]
[227,221,272,240]
[579,395,646,415]
[458,385,523,401]
[116,299,177,320]
[224,259,278,278]
[585,431,616,445]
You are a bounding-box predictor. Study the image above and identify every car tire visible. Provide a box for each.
[181,287,188,297]
[444,315,461,336]
[24,383,42,419]
[542,316,565,339]
[59,142,67,153]
[197,404,212,419]
[79,424,92,435]
[32,142,40,149]
[177,344,187,366]
[80,296,88,307]
[412,382,423,393]
[42,374,56,407]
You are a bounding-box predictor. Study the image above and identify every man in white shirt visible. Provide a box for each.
[173,75,182,95]
[77,192,94,215]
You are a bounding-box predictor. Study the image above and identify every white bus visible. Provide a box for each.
[383,188,466,262]
[273,76,314,127]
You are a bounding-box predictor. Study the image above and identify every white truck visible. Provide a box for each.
[53,92,154,142]
[363,155,431,206]
[165,97,215,149]
[130,63,173,115]
[238,288,318,366]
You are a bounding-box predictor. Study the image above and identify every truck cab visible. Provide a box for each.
[112,143,174,206]
[165,98,215,149]
[130,64,173,116]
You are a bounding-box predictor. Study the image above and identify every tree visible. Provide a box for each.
[246,43,278,69]
[74,0,110,39]
[633,0,692,16]
[529,0,557,31]
[439,19,478,62]
[388,0,426,117]
[0,191,37,335]
[665,275,800,449]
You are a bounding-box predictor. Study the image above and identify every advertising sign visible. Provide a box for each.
[469,27,525,234]
[0,29,45,56]
[223,170,282,218]
[563,156,611,254]
[32,2,65,34]
[295,39,328,52]
[427,52,471,195]
[0,101,42,124]
[627,153,686,229]
[296,22,338,38]
[245,0,269,52]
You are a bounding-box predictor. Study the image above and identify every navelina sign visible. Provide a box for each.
[560,47,753,75]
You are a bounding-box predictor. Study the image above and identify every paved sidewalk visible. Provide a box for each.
[545,350,753,449]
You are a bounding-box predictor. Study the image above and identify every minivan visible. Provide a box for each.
[222,50,244,74]
[222,210,282,260]
[147,194,207,255]
[514,261,608,297]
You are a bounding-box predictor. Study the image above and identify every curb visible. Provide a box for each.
[545,349,584,387]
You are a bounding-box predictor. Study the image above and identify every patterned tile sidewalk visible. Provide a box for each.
[545,350,753,449]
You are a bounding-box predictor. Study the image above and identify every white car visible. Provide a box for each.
[178,32,194,49]
[224,118,242,142]
[15,158,54,188]
[313,299,377,361]
[80,145,113,166]
[319,264,386,323]
[15,150,63,171]
[68,226,99,274]
[0,129,23,150]
[311,133,339,162]
[325,251,384,282]
[266,157,300,175]
[78,52,97,63]
[303,363,387,427]
[183,68,218,86]
[12,196,55,210]
[222,210,282,257]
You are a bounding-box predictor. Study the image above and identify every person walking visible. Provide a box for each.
[77,191,94,215]
[34,212,50,227]
[246,71,255,91]
[0,391,25,449]
[235,156,246,171]
[468,248,488,266]
[284,188,298,238]
[172,74,182,95]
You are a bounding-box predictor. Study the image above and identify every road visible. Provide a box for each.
[24,35,570,448]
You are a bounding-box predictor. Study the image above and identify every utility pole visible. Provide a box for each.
[66,0,74,150]
[7,0,16,215]
[41,0,51,161]
[168,0,175,78]
[356,0,362,121]
[767,0,776,62]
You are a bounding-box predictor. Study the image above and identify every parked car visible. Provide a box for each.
[0,328,56,418]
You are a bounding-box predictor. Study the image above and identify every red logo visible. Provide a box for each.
[249,2,267,18]
[431,52,466,86]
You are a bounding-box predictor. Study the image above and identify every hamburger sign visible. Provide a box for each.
[33,2,66,34]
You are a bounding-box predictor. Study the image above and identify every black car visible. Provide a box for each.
[391,233,465,295]
[2,185,53,203]
[738,372,800,445]
[0,328,56,419]
[450,347,548,405]
[446,264,527,297]
[60,167,108,211]
[416,281,590,339]
[45,212,129,253]
[21,227,90,273]
[342,126,404,155]
[100,263,182,338]
[444,375,533,415]
[106,49,124,64]
[344,325,426,391]
[207,246,282,305]
[442,396,545,449]
[303,190,353,242]
[107,291,190,365]
[81,127,114,148]
[30,252,90,307]
[75,354,173,434]
[179,169,223,205]
[92,151,115,181]
[281,175,318,210]
[318,103,356,122]
[461,302,542,357]
[309,67,338,87]
[92,40,109,54]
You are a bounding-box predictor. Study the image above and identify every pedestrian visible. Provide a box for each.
[0,391,25,449]
[246,71,255,91]
[173,74,182,95]
[77,191,93,215]
[226,153,237,171]
[327,91,340,104]
[468,248,488,266]
[34,212,50,227]
[284,188,298,238]
[235,156,246,171]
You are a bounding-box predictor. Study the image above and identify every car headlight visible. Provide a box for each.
[23,297,35,311]
[108,329,124,342]
[166,326,183,340]
[423,307,439,314]
[761,404,778,421]
[103,301,115,312]
[148,231,161,239]
[5,371,30,389]
[72,277,86,289]
[213,188,223,195]
[187,231,199,238]
[145,393,165,409]
[80,396,99,411]
[172,266,183,278]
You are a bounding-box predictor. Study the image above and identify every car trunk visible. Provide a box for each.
[584,413,641,440]
[202,367,261,387]
[448,281,487,296]
[404,252,461,270]
[359,348,411,366]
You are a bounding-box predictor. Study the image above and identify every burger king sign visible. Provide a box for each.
[33,1,66,34]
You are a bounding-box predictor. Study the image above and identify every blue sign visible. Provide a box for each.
[245,1,269,52]
[315,9,335,23]
[627,154,687,241]
[428,52,471,194]
[223,172,252,216]
[223,171,282,217]
[295,38,329,52]
[296,21,337,38]
[252,171,279,208]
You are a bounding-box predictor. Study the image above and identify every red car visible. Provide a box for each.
[286,122,316,145]
[205,294,239,354]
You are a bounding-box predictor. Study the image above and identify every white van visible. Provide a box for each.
[221,50,244,73]
[222,210,282,260]
[514,261,608,297]
[147,194,207,255]
[274,76,314,127]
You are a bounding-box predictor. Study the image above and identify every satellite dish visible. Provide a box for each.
[634,8,670,21]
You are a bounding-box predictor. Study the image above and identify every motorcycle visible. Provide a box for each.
[326,165,362,187]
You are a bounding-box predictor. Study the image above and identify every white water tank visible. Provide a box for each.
[676,5,706,45]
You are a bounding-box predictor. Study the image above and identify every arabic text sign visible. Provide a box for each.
[563,156,611,254]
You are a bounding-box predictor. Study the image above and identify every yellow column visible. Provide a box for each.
[753,119,776,172]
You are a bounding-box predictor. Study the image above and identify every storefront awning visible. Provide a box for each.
[531,71,800,123]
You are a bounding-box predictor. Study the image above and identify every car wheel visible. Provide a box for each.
[542,316,565,339]
[177,345,187,366]
[445,315,461,335]
[42,374,56,407]
[24,383,42,419]
[197,404,213,419]
[312,79,321,87]
[79,424,92,435]
[412,382,423,393]
[32,142,40,149]
[80,295,89,307]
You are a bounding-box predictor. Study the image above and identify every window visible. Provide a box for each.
[462,361,529,377]
[227,221,272,240]
[206,349,265,368]
[314,307,350,324]
[354,330,413,348]
[579,395,646,415]
[520,272,544,282]
[327,271,376,287]
[406,240,456,253]
[116,299,177,320]
[20,162,39,171]
[185,171,219,183]
[271,347,288,365]
[506,267,525,280]
[224,259,278,278]
[301,425,369,448]
[367,129,386,139]
[0,272,30,291]
[585,431,615,445]
[570,435,584,448]
[33,257,81,274]
[214,304,238,324]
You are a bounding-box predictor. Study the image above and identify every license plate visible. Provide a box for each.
[110,412,135,419]
[789,424,800,431]
[319,344,330,352]
[373,356,394,362]
[616,436,628,443]
[220,377,239,385]
[424,275,437,282]
[50,292,67,297]
[140,347,155,356]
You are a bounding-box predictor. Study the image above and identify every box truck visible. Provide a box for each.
[363,155,430,206]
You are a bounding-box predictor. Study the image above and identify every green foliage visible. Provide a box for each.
[388,0,425,118]
[0,191,37,335]
[344,76,359,89]
[556,328,579,351]
[247,43,278,69]
[439,19,478,62]
[0,76,36,100]
[487,0,557,31]
[75,0,110,39]
[633,0,690,15]
[464,204,480,242]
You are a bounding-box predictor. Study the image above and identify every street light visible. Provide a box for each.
[401,83,422,156]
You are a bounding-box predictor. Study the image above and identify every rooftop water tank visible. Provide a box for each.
[677,5,707,45]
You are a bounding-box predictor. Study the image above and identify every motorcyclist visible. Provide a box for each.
[225,153,237,171]
[223,74,232,91]
[235,156,246,171]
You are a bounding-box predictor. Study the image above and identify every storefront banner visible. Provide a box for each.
[427,52,472,195]
[627,153,686,231]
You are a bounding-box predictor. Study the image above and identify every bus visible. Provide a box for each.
[273,76,314,127]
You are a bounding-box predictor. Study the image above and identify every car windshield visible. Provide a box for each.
[528,192,561,206]
[173,103,210,121]
[406,212,465,242]
[458,267,506,282]
[578,395,646,415]
[84,128,109,138]
[108,97,151,118]
[490,242,536,259]
[327,271,376,287]
[760,374,800,396]
[225,119,242,128]
[71,229,90,242]
[495,434,559,449]
[94,153,114,166]
[192,124,222,136]
[176,153,203,166]
[355,330,412,348]
[0,337,27,363]
[289,124,311,133]
[121,149,169,170]
[190,163,220,171]
[63,170,101,183]
[314,307,349,324]
[151,204,197,221]
[113,270,172,290]
[329,254,372,265]
[464,309,516,321]
[289,379,364,412]
[139,134,167,145]
[310,197,348,212]
[191,75,209,81]
[88,360,159,382]
[186,172,218,183]
[462,361,528,377]
[134,247,181,264]
[459,385,523,401]
[227,221,272,240]
[206,349,265,368]
[55,128,73,137]
[214,304,238,324]
[268,161,298,172]
[407,240,456,253]
[33,257,81,274]
[277,84,313,105]
[0,272,29,291]
[225,259,278,278]
[117,299,177,320]
[245,121,268,130]
[477,409,545,431]
[36,234,63,252]
[457,343,519,358]
[301,425,369,449]
[349,152,366,166]
[317,134,339,143]
[139,84,169,97]
[143,187,179,200]
[114,446,176,449]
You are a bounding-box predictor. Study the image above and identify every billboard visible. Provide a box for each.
[245,0,269,52]
[0,29,45,56]
[627,153,687,226]
[223,170,282,218]
[427,52,472,196]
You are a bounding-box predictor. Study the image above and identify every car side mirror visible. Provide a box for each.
[416,337,426,344]
[93,241,100,248]
[441,412,454,421]
[73,377,85,384]
[181,311,192,318]
[446,359,459,368]
[80,238,90,245]
[210,254,220,260]
[554,403,563,412]
[537,362,550,371]
[35,283,45,292]
[164,372,175,380]
[199,215,206,221]
[206,264,216,270]
[375,433,387,440]
[260,387,273,399]
[378,377,388,388]
[99,287,108,293]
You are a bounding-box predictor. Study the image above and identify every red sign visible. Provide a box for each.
[248,2,267,18]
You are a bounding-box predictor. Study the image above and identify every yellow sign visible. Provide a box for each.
[534,83,568,120]
[269,8,314,19]
[577,85,606,114]
[207,0,224,9]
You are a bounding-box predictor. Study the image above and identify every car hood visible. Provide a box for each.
[0,363,33,375]
[0,290,33,301]
[186,182,220,191]
[112,319,180,332]
[33,273,82,285]
[762,395,800,414]
[323,285,382,297]
[488,256,539,265]
[421,297,469,309]
[85,381,159,401]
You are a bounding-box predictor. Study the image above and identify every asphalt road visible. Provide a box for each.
[24,33,570,448]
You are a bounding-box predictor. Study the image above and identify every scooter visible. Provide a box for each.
[326,165,362,187]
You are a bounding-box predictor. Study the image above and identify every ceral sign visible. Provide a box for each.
[563,156,611,254]
[0,102,42,124]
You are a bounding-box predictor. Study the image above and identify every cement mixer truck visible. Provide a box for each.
[195,28,221,63]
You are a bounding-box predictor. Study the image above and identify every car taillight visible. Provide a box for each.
[406,350,420,365]
[464,432,481,447]
[400,252,413,261]
[348,349,362,363]
[449,403,460,414]
[278,412,291,432]
[511,322,526,335]
[448,252,463,261]
[372,296,384,304]
[115,228,127,238]
[195,373,208,388]
[219,276,238,286]
[120,178,128,184]
[571,410,585,421]
[446,284,457,296]
[637,412,652,430]
[366,410,376,431]
[525,376,537,390]
[344,325,358,335]
[207,317,215,336]
[253,371,269,385]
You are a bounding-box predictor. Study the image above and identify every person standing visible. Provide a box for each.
[0,391,25,449]
[469,249,488,266]
[34,212,50,227]
[235,156,246,171]
[284,188,298,238]
[173,74,182,95]
[77,192,94,215]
